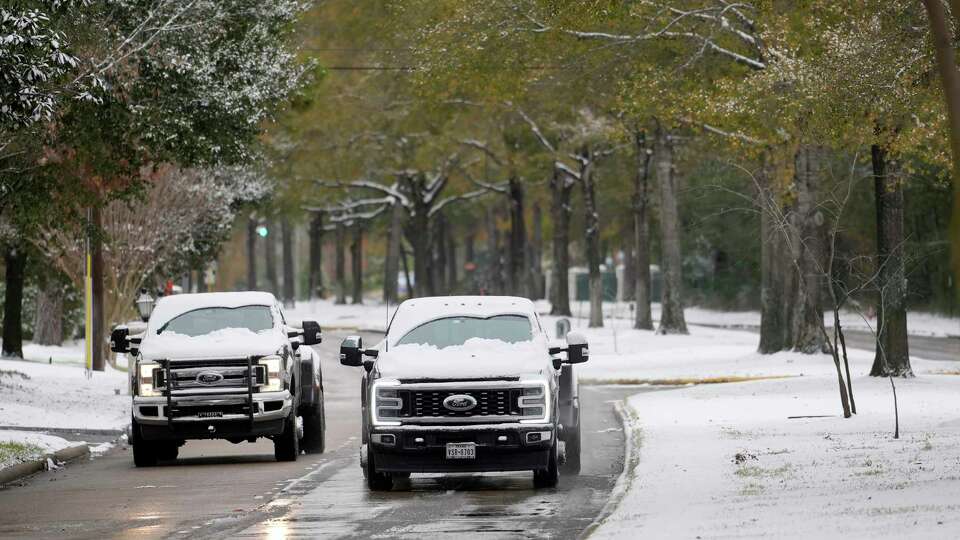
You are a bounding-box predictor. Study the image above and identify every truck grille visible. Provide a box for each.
[157,359,265,393]
[398,388,523,418]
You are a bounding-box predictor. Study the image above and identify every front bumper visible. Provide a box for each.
[133,391,292,440]
[368,423,555,473]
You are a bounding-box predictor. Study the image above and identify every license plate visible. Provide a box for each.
[197,411,223,418]
[445,442,476,459]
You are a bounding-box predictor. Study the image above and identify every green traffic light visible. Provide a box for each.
[256,225,268,237]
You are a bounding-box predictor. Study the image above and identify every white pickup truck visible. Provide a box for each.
[111,292,325,466]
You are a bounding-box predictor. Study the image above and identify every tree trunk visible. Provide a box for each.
[870,144,913,376]
[633,130,654,330]
[791,145,827,353]
[579,147,604,328]
[550,168,573,316]
[265,219,278,295]
[446,220,457,293]
[758,151,791,352]
[434,214,448,295]
[383,203,402,304]
[33,279,64,346]
[405,207,432,297]
[530,203,544,299]
[281,218,295,307]
[308,212,324,299]
[247,216,258,290]
[485,207,503,295]
[91,206,106,371]
[654,125,688,334]
[507,176,527,296]
[1,244,27,358]
[335,223,347,304]
[400,241,413,299]
[351,224,363,304]
[922,0,960,297]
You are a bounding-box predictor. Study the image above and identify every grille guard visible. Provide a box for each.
[157,355,265,428]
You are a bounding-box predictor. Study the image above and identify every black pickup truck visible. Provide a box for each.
[340,295,588,490]
[111,292,325,466]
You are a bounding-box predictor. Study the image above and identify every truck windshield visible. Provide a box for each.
[156,305,274,337]
[395,315,532,348]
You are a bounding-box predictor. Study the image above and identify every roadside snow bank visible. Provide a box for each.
[592,374,960,539]
[0,358,129,430]
[0,430,74,469]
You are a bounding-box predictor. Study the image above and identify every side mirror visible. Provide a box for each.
[565,332,589,364]
[110,326,130,354]
[301,320,322,346]
[340,335,364,367]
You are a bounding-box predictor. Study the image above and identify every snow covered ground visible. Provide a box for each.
[0,357,129,431]
[532,299,959,338]
[0,430,75,470]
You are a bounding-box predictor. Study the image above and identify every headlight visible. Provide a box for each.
[137,361,161,397]
[259,356,283,392]
[518,381,549,423]
[371,379,401,426]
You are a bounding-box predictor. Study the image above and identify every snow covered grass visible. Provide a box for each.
[566,314,960,538]
[0,431,74,470]
[0,358,129,431]
[533,299,960,338]
[592,374,960,539]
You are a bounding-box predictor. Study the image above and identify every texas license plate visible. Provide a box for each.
[445,442,476,459]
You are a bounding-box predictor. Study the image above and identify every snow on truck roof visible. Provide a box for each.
[148,292,277,329]
[387,296,536,343]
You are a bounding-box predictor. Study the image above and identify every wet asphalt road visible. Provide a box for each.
[0,331,651,540]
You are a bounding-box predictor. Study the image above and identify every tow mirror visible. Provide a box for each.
[301,320,322,346]
[110,326,130,354]
[340,336,364,367]
[565,332,589,364]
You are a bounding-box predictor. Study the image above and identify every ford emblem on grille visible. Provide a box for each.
[196,372,224,385]
[443,394,477,412]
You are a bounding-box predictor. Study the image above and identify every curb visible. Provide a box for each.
[580,400,641,539]
[0,444,90,486]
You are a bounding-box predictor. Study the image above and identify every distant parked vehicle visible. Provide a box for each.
[341,295,588,490]
[111,292,325,466]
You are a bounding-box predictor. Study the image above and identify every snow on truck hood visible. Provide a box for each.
[139,328,283,361]
[376,338,549,381]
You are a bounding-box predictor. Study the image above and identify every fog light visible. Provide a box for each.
[414,437,425,444]
[373,433,396,446]
[497,435,508,443]
[526,431,552,444]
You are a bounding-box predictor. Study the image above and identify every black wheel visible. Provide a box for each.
[301,391,325,454]
[561,408,581,474]
[365,444,393,491]
[131,420,157,467]
[533,442,559,488]
[156,441,180,461]
[274,410,300,462]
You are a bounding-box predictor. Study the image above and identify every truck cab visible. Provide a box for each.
[340,296,588,490]
[111,292,325,466]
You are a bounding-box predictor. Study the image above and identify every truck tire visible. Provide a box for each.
[561,407,581,474]
[365,445,393,491]
[301,391,325,454]
[156,441,180,462]
[131,420,158,467]
[274,410,300,462]
[533,442,559,488]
